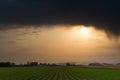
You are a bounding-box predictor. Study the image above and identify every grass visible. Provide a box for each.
[0,67,120,80]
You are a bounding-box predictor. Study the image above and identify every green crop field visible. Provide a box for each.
[0,67,120,80]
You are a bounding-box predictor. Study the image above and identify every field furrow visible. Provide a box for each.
[0,67,120,80]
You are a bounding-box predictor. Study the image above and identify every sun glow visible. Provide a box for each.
[72,26,92,39]
[0,25,119,63]
[79,27,91,38]
[80,27,90,34]
[69,25,108,41]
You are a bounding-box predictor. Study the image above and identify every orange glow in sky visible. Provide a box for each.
[0,25,119,64]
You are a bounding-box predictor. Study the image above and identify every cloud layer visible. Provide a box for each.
[0,0,120,36]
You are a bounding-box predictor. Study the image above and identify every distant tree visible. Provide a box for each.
[39,63,47,66]
[116,63,120,66]
[51,63,57,66]
[43,63,47,66]
[0,62,15,67]
[66,63,71,66]
[29,62,38,66]
[11,62,16,66]
[39,63,43,66]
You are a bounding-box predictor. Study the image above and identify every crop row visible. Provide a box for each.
[0,67,120,80]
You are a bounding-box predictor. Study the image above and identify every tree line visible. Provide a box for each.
[0,62,120,67]
[0,62,76,67]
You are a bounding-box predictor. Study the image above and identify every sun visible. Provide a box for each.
[77,26,92,38]
[80,27,90,35]
[70,26,94,39]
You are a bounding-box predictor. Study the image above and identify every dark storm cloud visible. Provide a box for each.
[0,0,120,36]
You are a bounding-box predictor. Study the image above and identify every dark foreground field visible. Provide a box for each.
[0,67,120,80]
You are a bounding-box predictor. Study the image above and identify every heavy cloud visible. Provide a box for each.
[0,0,120,36]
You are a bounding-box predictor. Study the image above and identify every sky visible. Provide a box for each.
[0,0,120,64]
